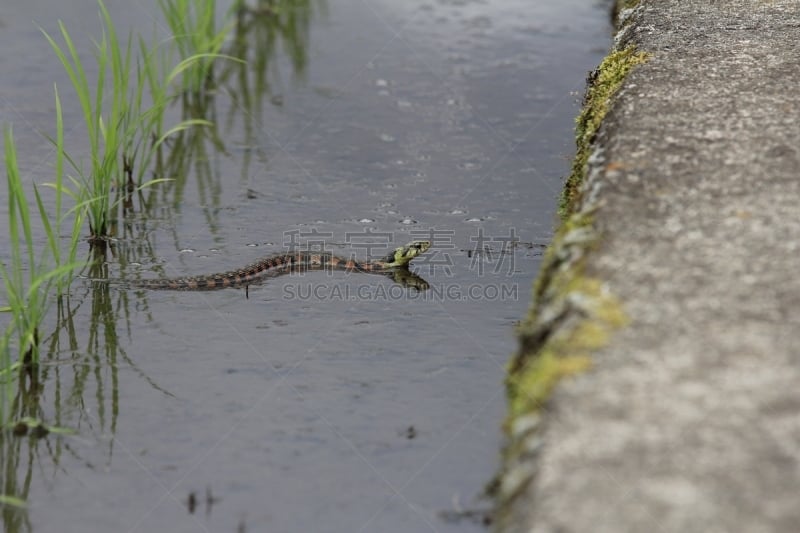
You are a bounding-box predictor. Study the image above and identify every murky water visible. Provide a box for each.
[0,1,610,531]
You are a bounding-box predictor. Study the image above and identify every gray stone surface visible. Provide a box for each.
[504,1,800,532]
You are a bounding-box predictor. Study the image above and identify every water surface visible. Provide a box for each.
[0,1,611,531]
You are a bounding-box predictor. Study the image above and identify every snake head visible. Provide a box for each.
[382,240,431,268]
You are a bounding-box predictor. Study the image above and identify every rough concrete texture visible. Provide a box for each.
[500,1,800,532]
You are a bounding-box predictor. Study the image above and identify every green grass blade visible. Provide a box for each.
[4,126,35,284]
[166,53,245,87]
[153,119,212,147]
[33,185,58,265]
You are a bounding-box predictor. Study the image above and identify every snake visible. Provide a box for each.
[98,240,431,291]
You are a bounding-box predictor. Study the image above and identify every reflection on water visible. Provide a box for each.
[221,0,324,153]
[148,0,325,241]
[0,0,611,531]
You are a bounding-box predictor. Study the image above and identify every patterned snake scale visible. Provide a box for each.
[104,240,432,291]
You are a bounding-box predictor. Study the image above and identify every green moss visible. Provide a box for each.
[559,46,649,217]
[492,7,649,524]
[493,212,628,526]
[507,251,627,420]
[491,207,628,520]
[504,45,640,420]
[507,351,592,419]
[525,210,595,312]
[504,39,645,430]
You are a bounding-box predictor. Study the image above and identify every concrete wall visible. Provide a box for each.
[495,1,800,531]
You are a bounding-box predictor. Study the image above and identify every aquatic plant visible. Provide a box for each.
[0,102,98,515]
[38,89,87,293]
[40,3,128,243]
[41,1,211,245]
[0,126,83,390]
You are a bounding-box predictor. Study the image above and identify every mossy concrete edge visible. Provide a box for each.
[559,45,648,216]
[491,2,648,530]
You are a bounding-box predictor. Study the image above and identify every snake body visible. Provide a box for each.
[105,240,431,291]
